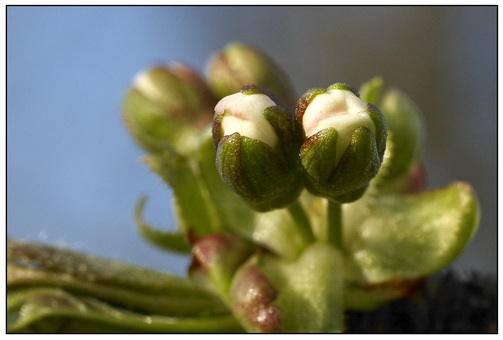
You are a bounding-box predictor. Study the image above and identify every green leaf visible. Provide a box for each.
[231,243,344,333]
[262,243,345,333]
[8,288,243,333]
[7,240,229,318]
[143,143,222,236]
[134,196,191,254]
[344,181,480,286]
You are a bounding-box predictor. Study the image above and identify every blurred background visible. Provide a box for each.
[7,6,496,277]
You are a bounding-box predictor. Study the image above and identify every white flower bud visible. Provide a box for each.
[302,88,376,166]
[296,83,387,203]
[212,85,302,211]
[215,92,279,149]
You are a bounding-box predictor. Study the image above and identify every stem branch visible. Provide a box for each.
[288,200,315,245]
[327,200,343,250]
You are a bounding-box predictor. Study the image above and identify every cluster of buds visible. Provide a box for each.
[212,83,387,209]
[122,42,388,210]
[113,42,480,334]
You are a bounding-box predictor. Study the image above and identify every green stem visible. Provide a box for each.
[327,200,343,251]
[287,200,315,245]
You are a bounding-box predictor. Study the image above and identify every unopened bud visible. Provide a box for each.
[296,83,387,203]
[379,88,424,180]
[206,42,297,108]
[212,85,302,211]
[122,63,216,153]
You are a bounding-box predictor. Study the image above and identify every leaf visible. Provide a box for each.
[8,288,243,333]
[143,145,222,236]
[343,182,480,290]
[262,243,345,333]
[230,243,345,333]
[135,196,191,254]
[7,240,229,318]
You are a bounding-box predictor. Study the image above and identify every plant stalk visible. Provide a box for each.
[287,200,315,245]
[327,200,343,251]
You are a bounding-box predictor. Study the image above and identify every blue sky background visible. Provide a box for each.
[7,6,497,277]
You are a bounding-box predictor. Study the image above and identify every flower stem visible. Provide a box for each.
[327,200,343,251]
[288,200,315,245]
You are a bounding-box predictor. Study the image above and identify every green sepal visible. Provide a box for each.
[343,182,480,309]
[301,127,382,203]
[329,126,381,202]
[134,196,191,254]
[300,127,339,186]
[367,103,388,159]
[379,88,425,180]
[327,82,359,96]
[359,77,384,105]
[262,105,300,158]
[8,288,243,333]
[216,133,301,211]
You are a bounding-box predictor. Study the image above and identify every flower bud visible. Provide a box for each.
[212,85,302,211]
[122,63,216,154]
[206,42,297,108]
[379,88,425,180]
[296,83,387,203]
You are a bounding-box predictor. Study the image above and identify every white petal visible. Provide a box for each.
[303,89,375,165]
[216,92,279,148]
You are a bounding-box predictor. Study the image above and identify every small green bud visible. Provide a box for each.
[359,76,384,105]
[296,83,387,203]
[205,42,297,108]
[212,85,302,212]
[379,88,425,180]
[122,63,216,154]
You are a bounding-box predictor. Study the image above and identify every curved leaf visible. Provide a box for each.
[7,240,229,317]
[135,196,191,254]
[8,288,243,333]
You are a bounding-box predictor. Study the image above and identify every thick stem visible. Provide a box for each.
[287,200,315,245]
[327,200,343,251]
